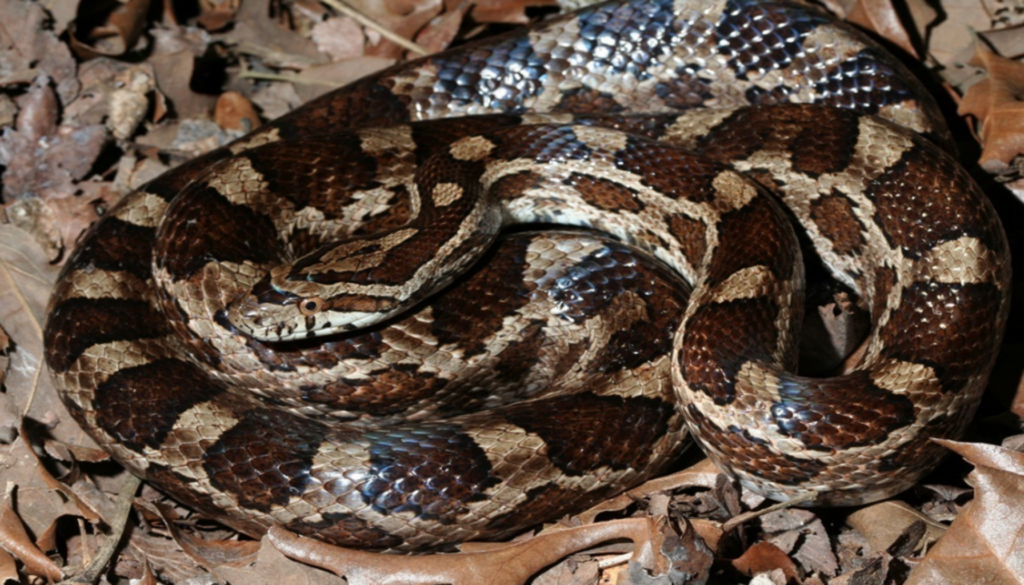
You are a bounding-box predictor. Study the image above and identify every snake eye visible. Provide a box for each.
[299,297,324,316]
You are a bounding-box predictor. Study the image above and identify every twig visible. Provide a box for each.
[239,70,346,88]
[721,491,818,533]
[59,475,142,585]
[320,0,429,56]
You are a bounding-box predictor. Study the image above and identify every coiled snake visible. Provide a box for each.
[44,0,1010,550]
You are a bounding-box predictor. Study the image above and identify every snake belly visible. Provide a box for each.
[43,0,1010,550]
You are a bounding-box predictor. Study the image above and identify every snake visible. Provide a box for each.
[43,0,1010,551]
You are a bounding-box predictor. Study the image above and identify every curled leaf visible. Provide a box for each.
[269,516,706,585]
[958,42,1024,173]
[907,441,1024,584]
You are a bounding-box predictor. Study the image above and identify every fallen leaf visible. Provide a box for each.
[469,0,559,24]
[0,0,80,104]
[135,499,259,572]
[907,441,1024,584]
[215,91,262,132]
[847,501,946,555]
[0,484,64,581]
[578,458,727,525]
[269,516,706,585]
[846,0,919,58]
[415,1,472,54]
[217,536,344,584]
[0,224,61,420]
[345,0,442,59]
[149,49,218,120]
[227,0,325,69]
[958,42,1024,172]
[311,16,366,61]
[0,548,17,582]
[761,508,839,577]
[197,0,241,31]
[731,541,800,581]
[981,24,1024,59]
[69,0,152,59]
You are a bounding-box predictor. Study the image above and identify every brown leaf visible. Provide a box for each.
[846,0,919,58]
[920,0,990,66]
[0,548,18,583]
[0,77,108,260]
[69,0,152,59]
[578,458,728,524]
[469,0,558,24]
[197,0,241,31]
[347,0,442,59]
[415,1,472,54]
[269,517,705,585]
[292,57,397,103]
[761,509,838,577]
[958,42,1024,172]
[907,441,1024,584]
[149,50,218,120]
[217,537,345,585]
[0,224,61,416]
[981,24,1024,60]
[227,0,325,68]
[847,501,946,556]
[215,91,262,132]
[134,499,259,572]
[0,0,80,104]
[732,541,800,581]
[0,485,64,581]
[311,16,366,61]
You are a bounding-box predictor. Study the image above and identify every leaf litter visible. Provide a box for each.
[0,0,1022,583]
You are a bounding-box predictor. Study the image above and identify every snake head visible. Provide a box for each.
[225,271,401,342]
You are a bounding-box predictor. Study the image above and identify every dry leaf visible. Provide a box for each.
[0,548,17,583]
[958,42,1024,172]
[134,499,259,572]
[197,0,241,31]
[731,541,800,582]
[311,16,366,61]
[215,91,261,132]
[217,537,345,585]
[578,458,727,524]
[415,1,472,54]
[0,224,62,419]
[69,0,152,59]
[981,24,1024,59]
[846,0,919,58]
[847,501,947,555]
[923,0,994,66]
[269,517,706,585]
[346,0,443,59]
[907,441,1024,584]
[227,0,325,68]
[0,0,79,104]
[757,509,839,577]
[0,485,64,581]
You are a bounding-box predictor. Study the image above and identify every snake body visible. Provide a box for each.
[44,0,1010,550]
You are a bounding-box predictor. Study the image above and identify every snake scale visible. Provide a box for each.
[44,0,1010,550]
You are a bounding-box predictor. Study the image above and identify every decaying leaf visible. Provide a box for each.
[269,517,710,585]
[907,441,1024,584]
[731,541,800,582]
[0,0,79,104]
[958,42,1024,172]
[846,0,919,58]
[847,501,946,556]
[0,484,64,581]
[69,0,152,59]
